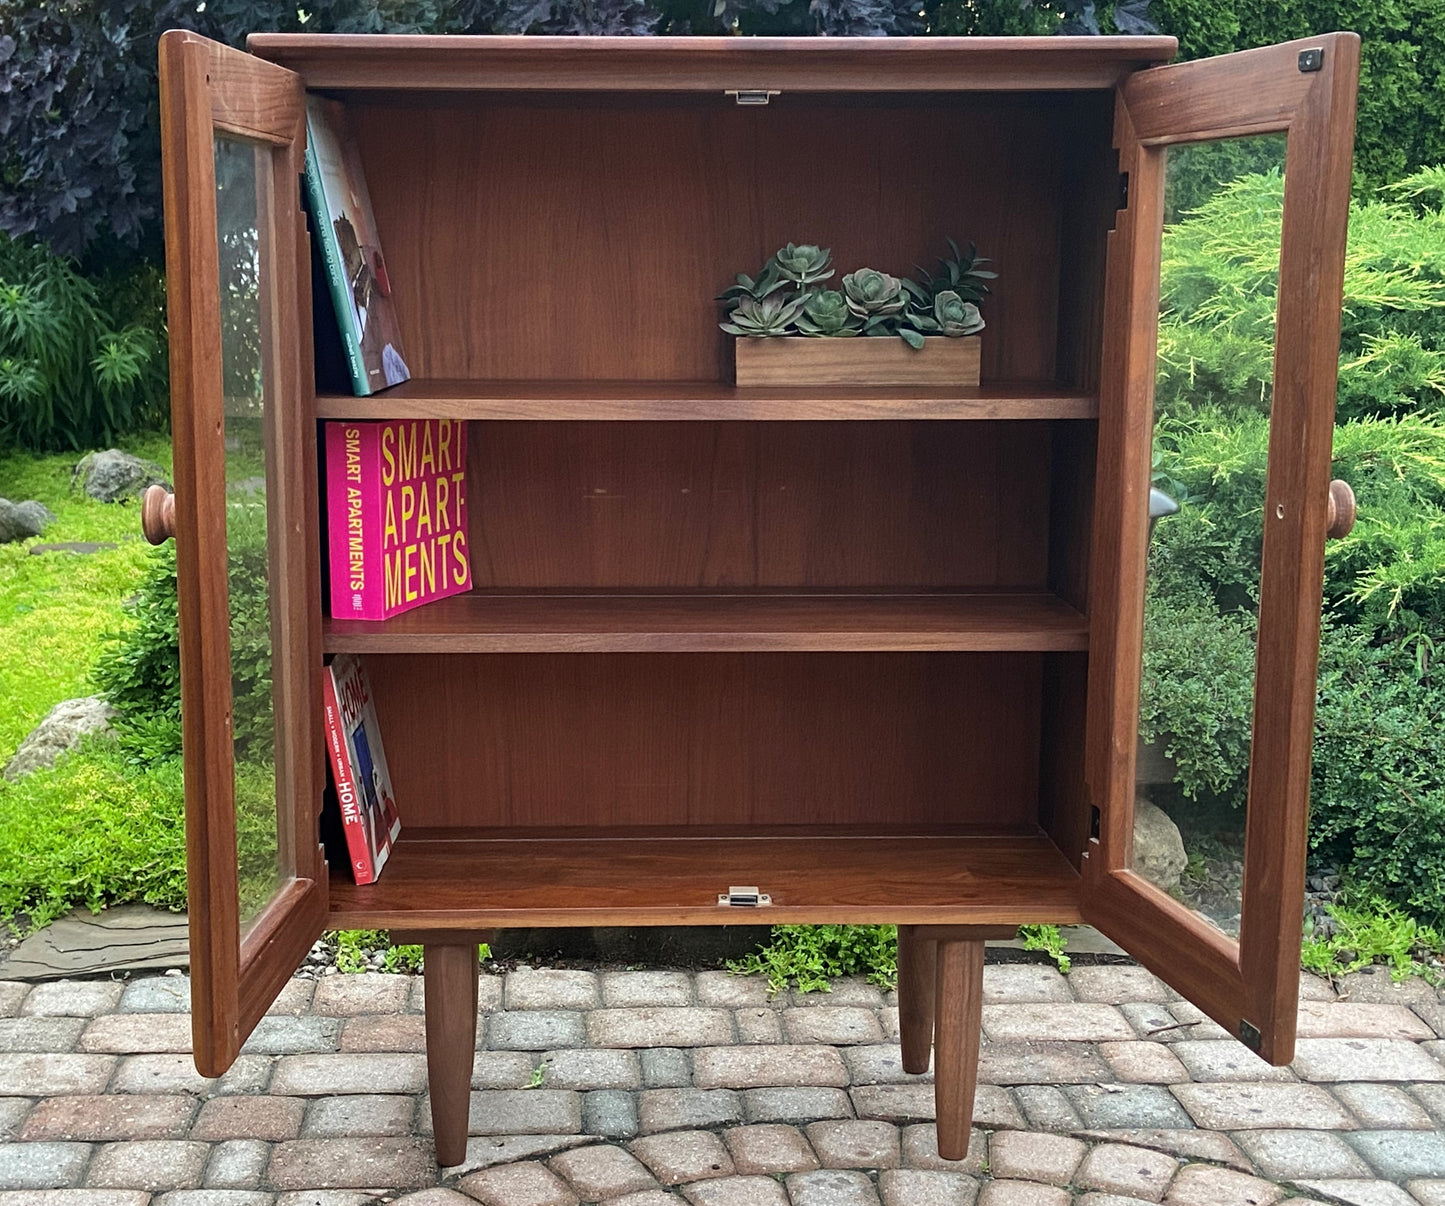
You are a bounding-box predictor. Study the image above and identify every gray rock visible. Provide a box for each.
[73,448,170,502]
[3,695,118,780]
[1132,795,1187,892]
[0,498,55,542]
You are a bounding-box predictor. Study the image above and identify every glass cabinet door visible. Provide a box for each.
[159,31,327,1075]
[1083,34,1360,1064]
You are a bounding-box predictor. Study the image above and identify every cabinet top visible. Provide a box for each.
[244,33,1177,92]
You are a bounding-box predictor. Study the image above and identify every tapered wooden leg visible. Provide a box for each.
[933,939,985,1162]
[424,943,479,1167]
[898,925,937,1075]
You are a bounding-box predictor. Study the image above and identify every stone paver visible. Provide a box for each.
[460,1159,579,1205]
[5,962,1445,1203]
[880,1167,980,1205]
[549,1142,658,1197]
[805,1119,900,1169]
[1170,1082,1357,1130]
[1346,1132,1445,1180]
[978,1180,1072,1206]
[591,1010,735,1050]
[630,1129,735,1184]
[988,1131,1087,1186]
[86,1140,210,1190]
[22,982,125,1017]
[982,1004,1135,1043]
[506,969,601,1012]
[1290,1039,1445,1083]
[1235,1130,1373,1179]
[682,1174,790,1205]
[693,1045,848,1089]
[1074,1142,1180,1202]
[20,1094,196,1141]
[1165,1165,1285,1206]
[787,1168,882,1205]
[723,1123,819,1174]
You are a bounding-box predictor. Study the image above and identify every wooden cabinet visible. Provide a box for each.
[156,30,1359,1167]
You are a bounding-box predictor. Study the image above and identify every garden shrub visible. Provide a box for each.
[0,236,168,449]
[96,498,275,764]
[1309,625,1445,927]
[0,740,188,929]
[729,924,898,994]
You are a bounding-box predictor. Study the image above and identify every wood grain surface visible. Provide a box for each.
[247,34,1176,92]
[327,830,1084,928]
[325,590,1088,653]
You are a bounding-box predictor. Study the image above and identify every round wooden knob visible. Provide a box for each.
[1326,479,1355,540]
[141,484,176,545]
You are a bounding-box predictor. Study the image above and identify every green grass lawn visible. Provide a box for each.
[0,436,173,761]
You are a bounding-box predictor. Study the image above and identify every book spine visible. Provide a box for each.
[360,424,386,620]
[321,663,376,885]
[303,128,371,397]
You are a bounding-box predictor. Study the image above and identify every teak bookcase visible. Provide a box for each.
[154,31,1360,1167]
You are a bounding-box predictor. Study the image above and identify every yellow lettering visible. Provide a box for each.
[451,471,466,528]
[401,484,415,543]
[384,547,403,609]
[404,544,418,601]
[420,421,435,476]
[416,482,432,538]
[380,425,395,487]
[435,475,450,531]
[419,539,436,596]
[437,420,452,471]
[383,489,397,549]
[398,423,418,481]
[452,529,469,587]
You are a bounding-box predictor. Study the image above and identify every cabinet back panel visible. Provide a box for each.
[352,95,1065,383]
[466,420,1051,588]
[368,652,1042,830]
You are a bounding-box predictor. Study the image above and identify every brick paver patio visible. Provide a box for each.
[0,961,1443,1204]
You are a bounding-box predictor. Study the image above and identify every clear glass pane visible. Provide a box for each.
[1133,134,1288,939]
[214,135,283,937]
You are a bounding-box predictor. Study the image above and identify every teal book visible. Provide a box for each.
[303,96,411,397]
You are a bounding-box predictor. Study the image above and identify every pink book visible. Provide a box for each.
[325,420,471,620]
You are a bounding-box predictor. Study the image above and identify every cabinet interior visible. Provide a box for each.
[314,84,1119,928]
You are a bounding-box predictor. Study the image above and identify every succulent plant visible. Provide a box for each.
[915,238,997,305]
[719,291,807,337]
[843,269,906,319]
[794,290,858,336]
[934,290,985,337]
[772,243,835,287]
[715,263,789,304]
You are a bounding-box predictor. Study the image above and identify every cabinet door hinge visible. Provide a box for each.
[1298,48,1324,73]
[1239,1018,1262,1051]
[726,90,780,106]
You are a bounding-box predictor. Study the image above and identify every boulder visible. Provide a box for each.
[0,498,56,543]
[3,696,118,781]
[1132,794,1188,893]
[72,449,170,503]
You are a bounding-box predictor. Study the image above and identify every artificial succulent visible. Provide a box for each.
[720,291,808,336]
[773,243,835,287]
[842,268,907,319]
[934,290,985,337]
[794,289,858,336]
[717,239,992,344]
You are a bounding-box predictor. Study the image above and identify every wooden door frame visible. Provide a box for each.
[160,30,328,1075]
[1083,33,1359,1064]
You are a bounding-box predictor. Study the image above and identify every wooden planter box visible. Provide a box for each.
[733,334,981,388]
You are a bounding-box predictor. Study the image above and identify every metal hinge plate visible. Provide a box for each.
[718,886,772,907]
[726,90,780,106]
[1239,1018,1262,1051]
[1298,48,1324,73]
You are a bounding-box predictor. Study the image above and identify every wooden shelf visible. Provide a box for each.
[249,34,1178,94]
[327,828,1084,929]
[324,590,1089,653]
[313,380,1097,422]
